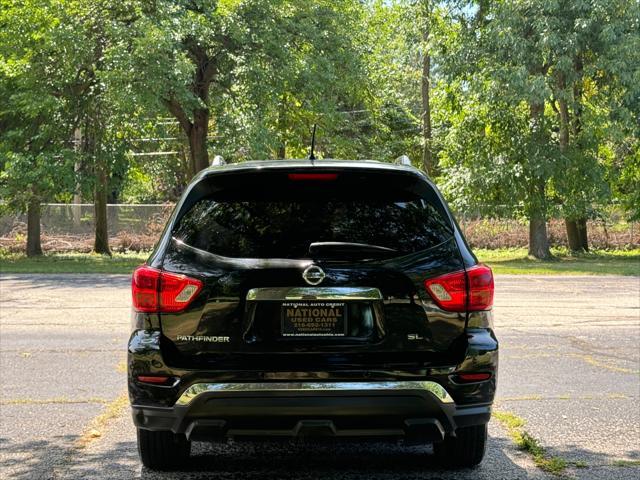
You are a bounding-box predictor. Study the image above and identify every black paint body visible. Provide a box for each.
[128,160,498,442]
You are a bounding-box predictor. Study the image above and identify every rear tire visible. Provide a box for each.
[433,423,487,468]
[137,428,191,470]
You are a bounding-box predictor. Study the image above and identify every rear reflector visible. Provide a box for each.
[424,264,494,312]
[288,173,338,181]
[454,373,492,383]
[137,375,170,384]
[132,265,203,313]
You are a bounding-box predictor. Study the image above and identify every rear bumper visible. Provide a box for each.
[132,380,491,443]
[128,325,497,442]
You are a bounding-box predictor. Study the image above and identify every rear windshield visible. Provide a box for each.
[172,171,453,259]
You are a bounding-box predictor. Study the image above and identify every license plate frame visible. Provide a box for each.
[281,301,348,337]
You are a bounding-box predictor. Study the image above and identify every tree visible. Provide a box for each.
[130,0,373,169]
[253,0,370,160]
[1,1,149,256]
[543,0,639,251]
[434,1,558,258]
[0,0,75,256]
[3,0,638,260]
[59,1,142,254]
[129,0,266,173]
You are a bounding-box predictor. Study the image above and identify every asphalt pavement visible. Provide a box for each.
[0,274,638,479]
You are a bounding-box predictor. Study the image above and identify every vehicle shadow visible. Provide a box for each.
[138,438,530,480]
[31,434,552,480]
[0,435,80,480]
[4,431,639,479]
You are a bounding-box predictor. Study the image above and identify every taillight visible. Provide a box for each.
[132,265,203,313]
[424,264,494,312]
[467,264,494,310]
[424,269,467,311]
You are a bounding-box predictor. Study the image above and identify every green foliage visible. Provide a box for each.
[435,0,639,226]
[0,0,145,209]
[1,0,638,249]
[0,0,77,210]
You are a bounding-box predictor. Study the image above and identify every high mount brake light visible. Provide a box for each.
[424,264,494,312]
[288,173,338,181]
[132,265,203,313]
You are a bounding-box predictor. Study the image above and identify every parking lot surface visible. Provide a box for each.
[0,274,638,479]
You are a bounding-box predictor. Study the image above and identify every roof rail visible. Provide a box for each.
[394,155,412,166]
[211,155,225,166]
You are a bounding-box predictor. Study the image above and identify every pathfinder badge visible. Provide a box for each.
[176,335,230,343]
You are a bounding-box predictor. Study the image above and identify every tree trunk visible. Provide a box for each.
[566,218,589,252]
[558,93,578,254]
[26,198,43,257]
[556,93,585,252]
[565,219,582,252]
[176,146,191,184]
[527,100,552,260]
[557,69,590,252]
[164,98,209,176]
[93,160,111,255]
[164,35,218,175]
[420,4,433,175]
[577,218,588,251]
[190,109,209,172]
[529,215,551,259]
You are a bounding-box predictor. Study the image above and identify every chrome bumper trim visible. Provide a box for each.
[246,287,383,301]
[175,381,454,406]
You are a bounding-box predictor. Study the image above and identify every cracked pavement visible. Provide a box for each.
[0,273,638,479]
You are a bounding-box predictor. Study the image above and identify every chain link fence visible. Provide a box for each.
[0,203,638,253]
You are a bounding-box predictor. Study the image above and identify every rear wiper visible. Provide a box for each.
[309,242,398,259]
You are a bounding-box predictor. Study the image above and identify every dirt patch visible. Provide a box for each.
[460,218,638,250]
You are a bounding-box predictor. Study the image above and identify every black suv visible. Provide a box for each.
[128,160,497,470]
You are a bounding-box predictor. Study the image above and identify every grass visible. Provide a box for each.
[75,393,129,448]
[0,251,149,274]
[477,247,640,276]
[612,460,640,467]
[493,410,568,475]
[0,247,638,276]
